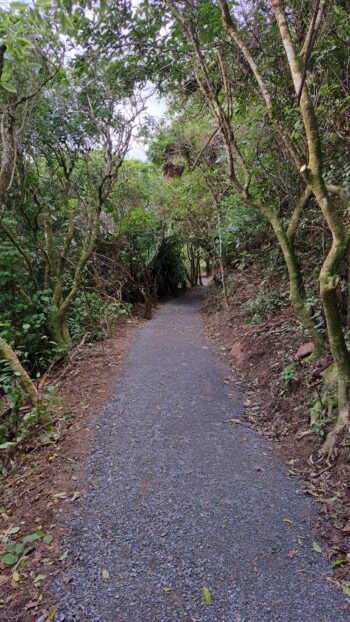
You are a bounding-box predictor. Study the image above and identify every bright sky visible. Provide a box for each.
[127,90,167,161]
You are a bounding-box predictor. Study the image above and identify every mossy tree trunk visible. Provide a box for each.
[0,337,39,405]
[271,0,350,455]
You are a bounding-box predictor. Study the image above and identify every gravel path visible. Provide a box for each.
[54,288,349,622]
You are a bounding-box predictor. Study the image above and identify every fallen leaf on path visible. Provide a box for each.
[58,550,69,561]
[201,586,212,605]
[223,418,240,425]
[312,542,322,554]
[162,586,173,592]
[288,549,298,559]
[270,544,281,554]
[283,518,294,525]
[102,569,110,579]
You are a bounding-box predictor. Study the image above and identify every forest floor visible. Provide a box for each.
[1,285,350,621]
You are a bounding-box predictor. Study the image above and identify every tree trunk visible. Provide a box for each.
[266,207,325,355]
[217,208,229,309]
[48,312,72,349]
[197,254,203,285]
[347,247,350,332]
[0,336,39,405]
[205,258,211,276]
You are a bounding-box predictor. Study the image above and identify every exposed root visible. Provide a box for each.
[321,404,349,460]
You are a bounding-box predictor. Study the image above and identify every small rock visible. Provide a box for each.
[296,342,314,359]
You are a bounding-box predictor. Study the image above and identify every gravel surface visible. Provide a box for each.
[53,288,350,622]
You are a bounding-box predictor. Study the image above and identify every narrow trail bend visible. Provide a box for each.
[55,289,348,622]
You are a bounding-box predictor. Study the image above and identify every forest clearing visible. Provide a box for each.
[1,1,350,620]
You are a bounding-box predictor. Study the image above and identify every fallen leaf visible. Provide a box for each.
[283,518,294,525]
[201,586,212,605]
[102,569,110,580]
[58,550,69,562]
[12,571,20,582]
[52,492,67,499]
[223,418,240,425]
[25,601,39,610]
[162,586,173,592]
[270,544,281,554]
[33,574,46,586]
[312,542,322,554]
[288,549,298,559]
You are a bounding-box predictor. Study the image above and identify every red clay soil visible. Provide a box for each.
[203,271,350,593]
[0,317,140,622]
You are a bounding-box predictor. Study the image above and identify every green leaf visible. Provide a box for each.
[0,82,17,94]
[2,552,18,565]
[14,543,24,555]
[331,557,347,568]
[35,527,45,537]
[22,532,41,544]
[0,441,15,450]
[201,586,212,605]
[6,541,23,556]
[312,542,322,554]
[43,534,53,545]
[342,584,350,596]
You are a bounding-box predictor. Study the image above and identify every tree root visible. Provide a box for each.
[321,404,349,461]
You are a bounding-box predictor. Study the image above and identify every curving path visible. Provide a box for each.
[55,288,349,622]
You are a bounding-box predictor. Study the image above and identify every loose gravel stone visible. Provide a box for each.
[53,289,349,621]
